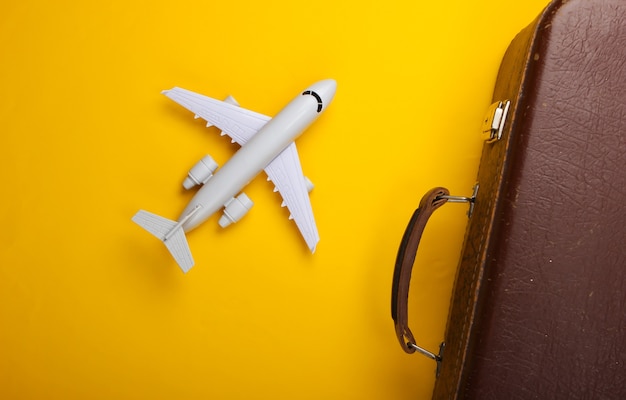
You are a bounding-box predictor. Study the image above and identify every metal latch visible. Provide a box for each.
[482,100,510,143]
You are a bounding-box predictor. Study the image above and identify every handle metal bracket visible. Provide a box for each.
[407,342,445,376]
[437,183,480,218]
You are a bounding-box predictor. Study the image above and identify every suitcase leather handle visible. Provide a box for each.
[392,187,450,359]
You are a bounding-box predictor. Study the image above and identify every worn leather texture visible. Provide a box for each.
[433,0,626,398]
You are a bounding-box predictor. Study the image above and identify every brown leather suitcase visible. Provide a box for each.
[392,0,626,398]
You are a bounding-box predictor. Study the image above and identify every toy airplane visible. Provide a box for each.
[132,79,337,273]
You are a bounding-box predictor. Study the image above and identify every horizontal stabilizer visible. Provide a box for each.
[163,228,195,273]
[132,210,195,273]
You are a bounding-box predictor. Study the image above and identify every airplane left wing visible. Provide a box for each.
[265,142,319,252]
[162,87,271,145]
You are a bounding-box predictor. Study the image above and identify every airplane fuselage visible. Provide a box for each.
[178,82,331,231]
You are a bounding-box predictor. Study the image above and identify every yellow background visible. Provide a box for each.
[1,1,549,399]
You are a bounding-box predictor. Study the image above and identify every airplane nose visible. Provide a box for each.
[316,79,337,102]
[307,79,336,110]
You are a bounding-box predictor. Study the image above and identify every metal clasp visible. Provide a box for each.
[482,100,510,143]
[437,184,479,218]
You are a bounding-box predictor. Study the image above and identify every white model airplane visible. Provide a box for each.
[132,79,337,273]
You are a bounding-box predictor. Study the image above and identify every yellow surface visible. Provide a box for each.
[1,1,550,399]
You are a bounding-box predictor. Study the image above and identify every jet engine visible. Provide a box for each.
[219,193,254,228]
[183,155,218,189]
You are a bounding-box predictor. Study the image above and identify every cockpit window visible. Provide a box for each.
[302,90,323,113]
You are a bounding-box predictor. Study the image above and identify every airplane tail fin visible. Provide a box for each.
[132,210,195,273]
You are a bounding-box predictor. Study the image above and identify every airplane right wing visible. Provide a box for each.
[264,142,319,252]
[162,87,271,145]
